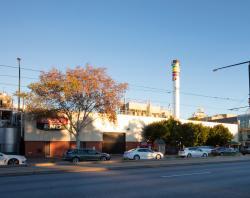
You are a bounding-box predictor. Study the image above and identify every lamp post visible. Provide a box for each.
[17,57,21,111]
[213,61,250,109]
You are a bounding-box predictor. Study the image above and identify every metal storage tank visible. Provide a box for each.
[0,128,20,154]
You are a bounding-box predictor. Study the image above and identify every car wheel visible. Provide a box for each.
[72,157,80,164]
[187,153,192,158]
[220,153,224,156]
[133,155,140,160]
[100,156,107,161]
[202,153,208,158]
[156,154,161,160]
[8,158,19,166]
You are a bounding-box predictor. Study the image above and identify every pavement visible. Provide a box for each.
[1,155,250,177]
[1,160,250,198]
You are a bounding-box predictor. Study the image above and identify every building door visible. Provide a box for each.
[102,133,125,154]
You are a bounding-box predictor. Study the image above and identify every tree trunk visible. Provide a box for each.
[76,134,81,149]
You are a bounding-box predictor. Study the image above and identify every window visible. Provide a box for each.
[88,150,98,155]
[79,149,88,154]
[138,149,147,152]
[138,149,151,152]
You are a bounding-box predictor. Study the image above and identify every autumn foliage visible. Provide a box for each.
[26,65,127,148]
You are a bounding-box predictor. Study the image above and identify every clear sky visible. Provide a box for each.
[1,0,250,119]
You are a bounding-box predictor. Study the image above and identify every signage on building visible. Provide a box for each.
[36,117,68,130]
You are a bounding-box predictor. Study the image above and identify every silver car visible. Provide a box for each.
[178,147,208,158]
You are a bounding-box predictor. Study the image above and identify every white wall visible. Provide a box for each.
[25,114,239,142]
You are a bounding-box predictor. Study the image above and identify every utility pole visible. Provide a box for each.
[213,60,250,109]
[17,57,21,111]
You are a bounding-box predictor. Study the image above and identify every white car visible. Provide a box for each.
[0,152,27,166]
[178,147,208,158]
[123,148,164,160]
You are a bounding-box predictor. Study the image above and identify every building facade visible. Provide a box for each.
[238,114,250,146]
[24,113,239,158]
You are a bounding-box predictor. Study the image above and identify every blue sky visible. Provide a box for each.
[1,0,250,119]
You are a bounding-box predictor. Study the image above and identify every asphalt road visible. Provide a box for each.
[1,161,250,198]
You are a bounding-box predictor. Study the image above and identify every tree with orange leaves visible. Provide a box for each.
[26,65,127,148]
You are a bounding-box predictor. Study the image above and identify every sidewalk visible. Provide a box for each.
[1,155,250,177]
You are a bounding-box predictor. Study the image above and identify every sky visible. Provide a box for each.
[0,0,250,119]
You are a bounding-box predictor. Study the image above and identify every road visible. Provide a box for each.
[0,161,250,198]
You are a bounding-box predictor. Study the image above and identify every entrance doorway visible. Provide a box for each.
[102,132,125,154]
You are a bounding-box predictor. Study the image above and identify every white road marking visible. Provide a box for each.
[161,171,211,178]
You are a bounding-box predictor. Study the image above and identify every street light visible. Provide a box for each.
[213,60,250,109]
[17,57,21,111]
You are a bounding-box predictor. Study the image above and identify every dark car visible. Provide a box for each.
[240,146,250,155]
[63,148,111,163]
[211,147,237,156]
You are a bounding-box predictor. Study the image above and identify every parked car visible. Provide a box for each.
[63,148,111,163]
[0,152,27,166]
[123,148,164,160]
[178,147,208,158]
[211,147,237,156]
[240,146,250,155]
[197,146,214,154]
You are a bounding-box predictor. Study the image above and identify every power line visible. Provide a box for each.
[0,82,28,88]
[126,97,233,111]
[128,84,242,102]
[0,64,42,72]
[0,63,244,103]
[0,74,37,80]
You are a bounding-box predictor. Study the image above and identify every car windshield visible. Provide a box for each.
[127,149,136,152]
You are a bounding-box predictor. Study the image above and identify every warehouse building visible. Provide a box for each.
[24,113,239,158]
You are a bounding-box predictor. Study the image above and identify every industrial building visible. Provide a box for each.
[24,113,238,157]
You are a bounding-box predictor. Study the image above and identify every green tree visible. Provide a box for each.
[180,123,210,147]
[206,124,233,146]
[143,117,182,147]
[143,120,170,142]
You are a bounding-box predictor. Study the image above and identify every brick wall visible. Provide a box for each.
[25,141,45,157]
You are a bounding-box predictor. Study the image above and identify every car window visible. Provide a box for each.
[79,149,88,154]
[138,149,148,152]
[88,150,98,155]
[128,149,136,152]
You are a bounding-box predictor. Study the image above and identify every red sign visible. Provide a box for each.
[37,117,68,130]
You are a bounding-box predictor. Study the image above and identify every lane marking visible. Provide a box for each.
[161,171,211,178]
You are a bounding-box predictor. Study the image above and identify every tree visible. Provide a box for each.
[142,117,182,147]
[26,65,127,148]
[143,120,170,142]
[179,123,209,147]
[143,118,233,148]
[206,124,233,146]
